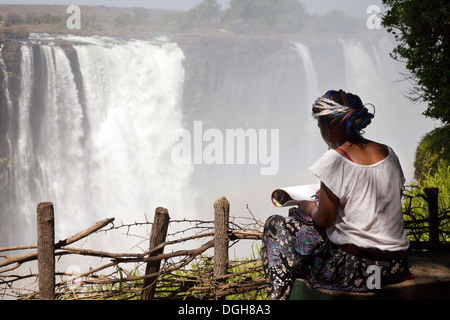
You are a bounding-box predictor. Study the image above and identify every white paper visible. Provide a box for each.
[271,184,320,207]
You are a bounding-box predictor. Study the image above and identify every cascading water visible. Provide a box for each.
[0,45,15,245]
[6,35,194,248]
[290,42,321,156]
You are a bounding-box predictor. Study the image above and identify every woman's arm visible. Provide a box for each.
[297,182,339,228]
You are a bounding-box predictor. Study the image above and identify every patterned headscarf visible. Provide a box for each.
[312,90,375,141]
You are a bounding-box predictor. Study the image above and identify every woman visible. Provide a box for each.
[261,89,412,300]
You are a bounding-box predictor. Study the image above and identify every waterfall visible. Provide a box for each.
[290,42,322,156]
[0,45,14,245]
[7,36,193,247]
[291,42,320,102]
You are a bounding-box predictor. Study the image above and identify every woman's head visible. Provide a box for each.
[312,89,375,145]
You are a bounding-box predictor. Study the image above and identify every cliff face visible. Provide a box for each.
[175,34,307,130]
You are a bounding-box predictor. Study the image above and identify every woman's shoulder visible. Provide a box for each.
[338,141,391,166]
[310,149,347,174]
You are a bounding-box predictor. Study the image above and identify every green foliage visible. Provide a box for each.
[226,243,267,300]
[155,244,267,300]
[382,0,450,124]
[55,245,267,300]
[40,13,62,24]
[158,11,193,32]
[4,13,23,26]
[114,13,133,28]
[113,7,150,29]
[192,0,221,25]
[403,161,450,243]
[2,12,64,28]
[159,0,311,34]
[56,265,143,300]
[155,255,215,299]
[133,7,150,25]
[414,125,450,181]
[224,0,309,33]
[316,10,362,34]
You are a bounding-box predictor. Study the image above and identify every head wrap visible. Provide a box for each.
[312,90,375,141]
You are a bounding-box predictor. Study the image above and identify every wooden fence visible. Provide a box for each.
[1,188,448,300]
[0,196,265,300]
[404,187,450,250]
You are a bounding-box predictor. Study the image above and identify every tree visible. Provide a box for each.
[414,125,450,181]
[382,0,450,124]
[133,7,150,25]
[192,0,221,25]
[225,0,309,33]
[114,13,133,28]
[4,13,23,26]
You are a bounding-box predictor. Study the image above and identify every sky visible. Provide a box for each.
[0,0,384,18]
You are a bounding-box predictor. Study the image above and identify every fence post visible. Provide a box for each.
[37,202,55,300]
[142,207,170,300]
[214,197,230,283]
[424,187,439,246]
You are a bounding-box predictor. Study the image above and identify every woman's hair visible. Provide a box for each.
[312,89,375,142]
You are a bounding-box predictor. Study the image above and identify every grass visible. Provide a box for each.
[403,161,450,243]
[54,243,267,300]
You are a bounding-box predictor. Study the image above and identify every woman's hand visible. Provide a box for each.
[315,189,321,200]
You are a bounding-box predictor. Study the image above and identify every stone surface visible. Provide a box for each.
[289,251,450,300]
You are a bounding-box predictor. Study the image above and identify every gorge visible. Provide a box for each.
[0,31,437,250]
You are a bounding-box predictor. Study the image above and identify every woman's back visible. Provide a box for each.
[261,89,412,298]
[310,145,410,251]
[335,140,389,165]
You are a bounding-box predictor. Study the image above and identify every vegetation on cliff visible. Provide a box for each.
[0,0,368,40]
[414,125,450,181]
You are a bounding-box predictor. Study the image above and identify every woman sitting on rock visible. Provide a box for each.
[261,89,412,300]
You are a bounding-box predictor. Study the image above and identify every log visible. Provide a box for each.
[141,207,170,300]
[0,218,114,270]
[55,217,115,248]
[37,202,55,300]
[214,197,230,279]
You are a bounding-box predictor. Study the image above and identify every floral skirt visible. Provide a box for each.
[260,214,411,300]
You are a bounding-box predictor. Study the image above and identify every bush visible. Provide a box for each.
[114,13,133,28]
[4,13,23,26]
[403,161,450,243]
[414,125,450,181]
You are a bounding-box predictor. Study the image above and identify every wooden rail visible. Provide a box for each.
[0,197,263,300]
